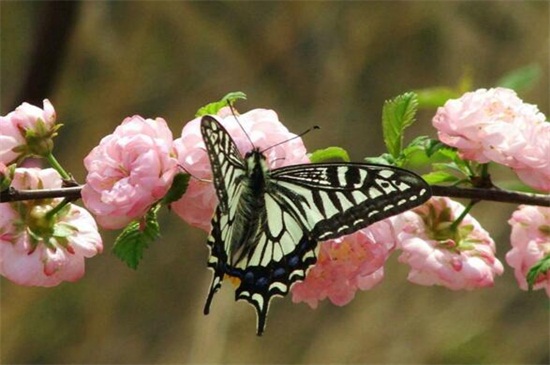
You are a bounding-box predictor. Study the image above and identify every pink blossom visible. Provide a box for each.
[394,197,504,290]
[432,88,549,191]
[511,122,550,191]
[506,205,550,296]
[291,220,395,308]
[0,168,102,287]
[82,115,178,229]
[172,108,310,231]
[0,99,57,164]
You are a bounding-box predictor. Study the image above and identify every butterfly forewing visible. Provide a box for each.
[201,116,246,212]
[270,163,430,240]
[199,115,431,336]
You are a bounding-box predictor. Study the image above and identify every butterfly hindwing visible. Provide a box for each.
[205,202,318,335]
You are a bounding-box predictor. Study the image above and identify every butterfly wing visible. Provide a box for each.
[206,202,317,335]
[201,115,247,315]
[269,163,431,240]
[200,115,246,212]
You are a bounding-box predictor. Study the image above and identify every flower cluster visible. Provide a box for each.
[1,92,548,306]
[81,116,178,229]
[506,205,550,296]
[394,197,504,290]
[0,99,58,165]
[291,220,395,308]
[433,87,550,191]
[0,168,102,286]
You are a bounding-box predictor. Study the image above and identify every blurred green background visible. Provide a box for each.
[1,2,548,364]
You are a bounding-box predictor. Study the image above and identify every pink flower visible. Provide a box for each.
[82,115,178,229]
[432,88,549,191]
[291,220,396,308]
[172,108,310,231]
[506,205,550,296]
[0,168,102,287]
[511,122,550,191]
[0,99,57,164]
[394,197,504,290]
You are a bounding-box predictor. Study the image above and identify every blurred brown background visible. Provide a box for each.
[1,1,548,364]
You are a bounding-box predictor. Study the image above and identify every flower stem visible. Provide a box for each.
[46,153,71,180]
[45,197,71,219]
[449,200,477,231]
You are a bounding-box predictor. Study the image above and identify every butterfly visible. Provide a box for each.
[200,114,431,335]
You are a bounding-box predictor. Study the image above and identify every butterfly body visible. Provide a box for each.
[200,115,431,335]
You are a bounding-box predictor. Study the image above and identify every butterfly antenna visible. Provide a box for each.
[228,102,255,150]
[178,163,212,183]
[261,125,320,154]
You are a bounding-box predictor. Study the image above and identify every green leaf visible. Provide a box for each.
[497,64,541,92]
[401,135,430,157]
[382,92,418,158]
[415,87,461,108]
[309,147,350,163]
[112,206,161,269]
[422,171,461,185]
[162,173,190,206]
[364,153,395,166]
[425,139,450,158]
[526,254,550,291]
[195,91,247,117]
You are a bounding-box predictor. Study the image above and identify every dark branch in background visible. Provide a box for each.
[430,185,549,207]
[11,1,81,109]
[1,185,548,207]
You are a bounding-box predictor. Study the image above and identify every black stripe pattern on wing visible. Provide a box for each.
[270,163,430,240]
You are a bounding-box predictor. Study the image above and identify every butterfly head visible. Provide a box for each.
[244,149,270,187]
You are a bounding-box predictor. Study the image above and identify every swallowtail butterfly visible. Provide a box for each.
[201,115,431,335]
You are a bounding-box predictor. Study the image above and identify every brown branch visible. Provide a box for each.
[1,186,83,203]
[430,185,549,207]
[1,184,548,207]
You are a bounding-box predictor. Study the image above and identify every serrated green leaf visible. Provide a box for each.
[309,147,350,163]
[415,87,461,108]
[421,171,461,185]
[526,254,550,291]
[497,64,541,92]
[195,91,247,117]
[382,92,418,159]
[162,173,190,206]
[112,206,160,269]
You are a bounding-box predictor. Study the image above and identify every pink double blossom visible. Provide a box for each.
[82,115,178,229]
[291,220,396,308]
[0,168,102,287]
[432,88,549,191]
[506,205,550,296]
[394,197,504,290]
[172,108,310,231]
[0,99,57,165]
